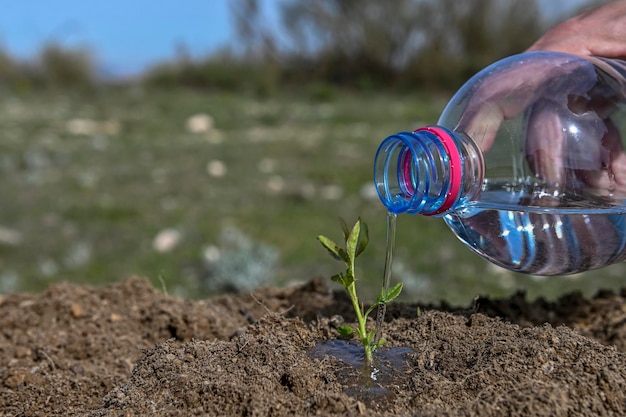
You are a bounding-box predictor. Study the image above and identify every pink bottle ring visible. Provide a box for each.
[414,126,462,216]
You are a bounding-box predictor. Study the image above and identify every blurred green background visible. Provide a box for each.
[2,0,623,306]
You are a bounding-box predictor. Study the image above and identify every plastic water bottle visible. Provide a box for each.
[374,51,626,275]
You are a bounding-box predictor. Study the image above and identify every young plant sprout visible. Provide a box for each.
[317,218,403,365]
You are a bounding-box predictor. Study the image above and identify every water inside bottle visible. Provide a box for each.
[444,187,626,275]
[374,211,397,344]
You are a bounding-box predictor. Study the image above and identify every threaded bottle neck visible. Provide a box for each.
[374,126,484,216]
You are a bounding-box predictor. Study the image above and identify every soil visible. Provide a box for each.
[2,277,626,416]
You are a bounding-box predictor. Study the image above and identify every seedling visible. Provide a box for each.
[317,218,403,365]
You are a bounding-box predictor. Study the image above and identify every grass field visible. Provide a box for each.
[1,87,625,305]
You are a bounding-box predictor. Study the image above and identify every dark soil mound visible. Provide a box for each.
[2,277,626,416]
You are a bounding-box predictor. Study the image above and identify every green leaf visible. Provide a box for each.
[317,235,348,262]
[374,338,387,350]
[355,220,369,257]
[317,235,340,258]
[333,273,354,288]
[346,219,361,264]
[330,273,344,284]
[383,282,403,303]
[337,325,354,337]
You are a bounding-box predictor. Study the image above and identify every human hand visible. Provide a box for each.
[527,0,626,59]
[456,1,626,198]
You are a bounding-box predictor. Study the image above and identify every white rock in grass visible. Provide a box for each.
[320,184,344,200]
[66,118,98,135]
[0,226,23,246]
[206,160,227,178]
[266,175,285,193]
[66,118,121,136]
[203,245,221,263]
[186,113,214,134]
[153,228,182,253]
[359,183,378,200]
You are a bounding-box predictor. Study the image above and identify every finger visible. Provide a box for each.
[597,118,626,196]
[524,101,567,187]
[456,54,592,152]
[526,0,626,60]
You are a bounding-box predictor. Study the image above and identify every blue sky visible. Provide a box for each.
[0,0,588,78]
[0,0,251,76]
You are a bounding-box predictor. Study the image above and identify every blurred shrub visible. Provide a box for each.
[307,82,337,102]
[0,0,600,94]
[147,0,553,93]
[0,48,32,92]
[160,0,577,94]
[201,226,279,293]
[278,0,551,90]
[0,43,95,92]
[143,48,279,95]
[37,44,95,90]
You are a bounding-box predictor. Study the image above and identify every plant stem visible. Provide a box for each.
[347,283,373,365]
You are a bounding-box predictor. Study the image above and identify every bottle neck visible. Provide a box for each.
[374,126,484,216]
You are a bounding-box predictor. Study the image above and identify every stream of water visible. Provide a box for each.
[374,211,397,344]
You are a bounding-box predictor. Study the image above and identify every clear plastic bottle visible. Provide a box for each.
[374,51,626,275]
